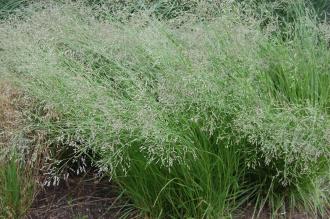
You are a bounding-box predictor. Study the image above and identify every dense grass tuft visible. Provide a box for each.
[0,152,36,219]
[115,123,245,218]
[0,0,329,218]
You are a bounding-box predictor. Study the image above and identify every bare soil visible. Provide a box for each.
[25,175,126,219]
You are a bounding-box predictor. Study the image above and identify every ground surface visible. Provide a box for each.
[26,176,123,219]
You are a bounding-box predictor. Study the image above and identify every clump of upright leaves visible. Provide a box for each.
[0,153,36,219]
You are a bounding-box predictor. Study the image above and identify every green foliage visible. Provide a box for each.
[115,123,244,218]
[85,0,221,22]
[0,153,36,219]
[0,0,28,19]
[0,0,329,218]
[250,0,330,21]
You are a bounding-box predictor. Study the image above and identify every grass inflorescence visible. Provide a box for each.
[0,0,329,218]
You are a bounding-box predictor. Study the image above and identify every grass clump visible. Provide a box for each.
[0,0,329,218]
[115,123,244,218]
[0,82,41,219]
[0,152,36,219]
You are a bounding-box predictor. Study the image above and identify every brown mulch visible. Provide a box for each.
[25,175,130,219]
